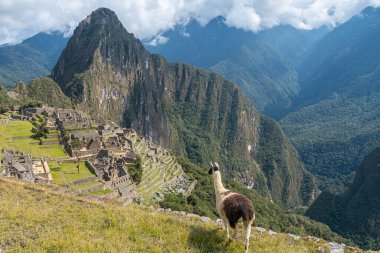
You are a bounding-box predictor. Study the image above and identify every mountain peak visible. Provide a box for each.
[360,6,380,17]
[80,7,121,29]
[52,7,146,92]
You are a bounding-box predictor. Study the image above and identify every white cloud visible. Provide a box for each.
[1,0,380,44]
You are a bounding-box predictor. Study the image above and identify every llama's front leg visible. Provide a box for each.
[223,218,229,240]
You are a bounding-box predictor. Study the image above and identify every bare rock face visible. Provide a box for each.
[51,8,316,209]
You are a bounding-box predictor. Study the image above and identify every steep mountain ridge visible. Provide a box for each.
[297,6,380,106]
[146,18,308,119]
[306,147,380,250]
[281,6,380,191]
[51,8,316,209]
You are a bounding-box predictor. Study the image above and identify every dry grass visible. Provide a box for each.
[0,178,371,253]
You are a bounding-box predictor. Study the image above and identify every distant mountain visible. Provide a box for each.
[281,7,380,191]
[256,25,329,66]
[297,6,380,107]
[307,147,380,250]
[0,32,68,87]
[146,18,326,119]
[51,8,316,209]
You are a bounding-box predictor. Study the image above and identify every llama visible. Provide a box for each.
[209,162,255,253]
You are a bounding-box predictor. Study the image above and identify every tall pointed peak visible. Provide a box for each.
[52,7,146,90]
[79,7,123,31]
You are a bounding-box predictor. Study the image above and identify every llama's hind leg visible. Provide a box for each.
[244,221,252,253]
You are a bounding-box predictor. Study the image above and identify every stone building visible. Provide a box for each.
[1,148,52,182]
[2,148,34,181]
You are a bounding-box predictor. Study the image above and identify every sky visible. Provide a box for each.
[1,0,380,45]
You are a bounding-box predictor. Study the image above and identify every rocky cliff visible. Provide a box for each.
[51,8,316,209]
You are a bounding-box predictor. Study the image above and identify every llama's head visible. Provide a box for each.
[208,162,220,175]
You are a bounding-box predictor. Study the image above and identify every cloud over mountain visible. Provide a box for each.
[1,0,380,44]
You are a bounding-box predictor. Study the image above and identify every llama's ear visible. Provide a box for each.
[209,162,214,168]
[214,162,219,169]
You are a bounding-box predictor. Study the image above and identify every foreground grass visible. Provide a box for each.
[0,178,369,253]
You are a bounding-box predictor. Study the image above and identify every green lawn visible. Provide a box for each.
[49,161,96,185]
[0,120,67,159]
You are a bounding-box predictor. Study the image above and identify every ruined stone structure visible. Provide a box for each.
[88,153,136,203]
[55,109,90,130]
[1,107,191,204]
[1,148,52,182]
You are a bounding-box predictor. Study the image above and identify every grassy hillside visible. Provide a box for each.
[15,77,72,109]
[0,177,364,253]
[0,77,72,113]
[0,86,17,113]
[161,158,349,244]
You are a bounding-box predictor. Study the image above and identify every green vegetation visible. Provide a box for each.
[0,86,17,113]
[13,77,72,109]
[127,156,143,184]
[0,177,363,253]
[256,116,316,206]
[281,94,380,192]
[0,77,71,114]
[49,161,95,185]
[160,157,350,245]
[0,120,67,158]
[307,147,380,250]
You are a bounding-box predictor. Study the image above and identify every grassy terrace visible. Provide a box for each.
[49,161,95,185]
[0,120,67,159]
[0,178,360,253]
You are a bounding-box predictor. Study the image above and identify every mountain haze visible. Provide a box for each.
[146,18,322,119]
[51,8,316,209]
[282,6,380,190]
[0,32,68,87]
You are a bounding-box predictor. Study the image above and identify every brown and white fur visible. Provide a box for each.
[209,162,255,253]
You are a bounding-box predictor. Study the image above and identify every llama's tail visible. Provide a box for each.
[242,202,255,224]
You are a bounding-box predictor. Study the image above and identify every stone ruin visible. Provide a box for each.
[1,148,52,182]
[87,151,137,204]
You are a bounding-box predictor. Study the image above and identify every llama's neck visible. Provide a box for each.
[213,171,228,196]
